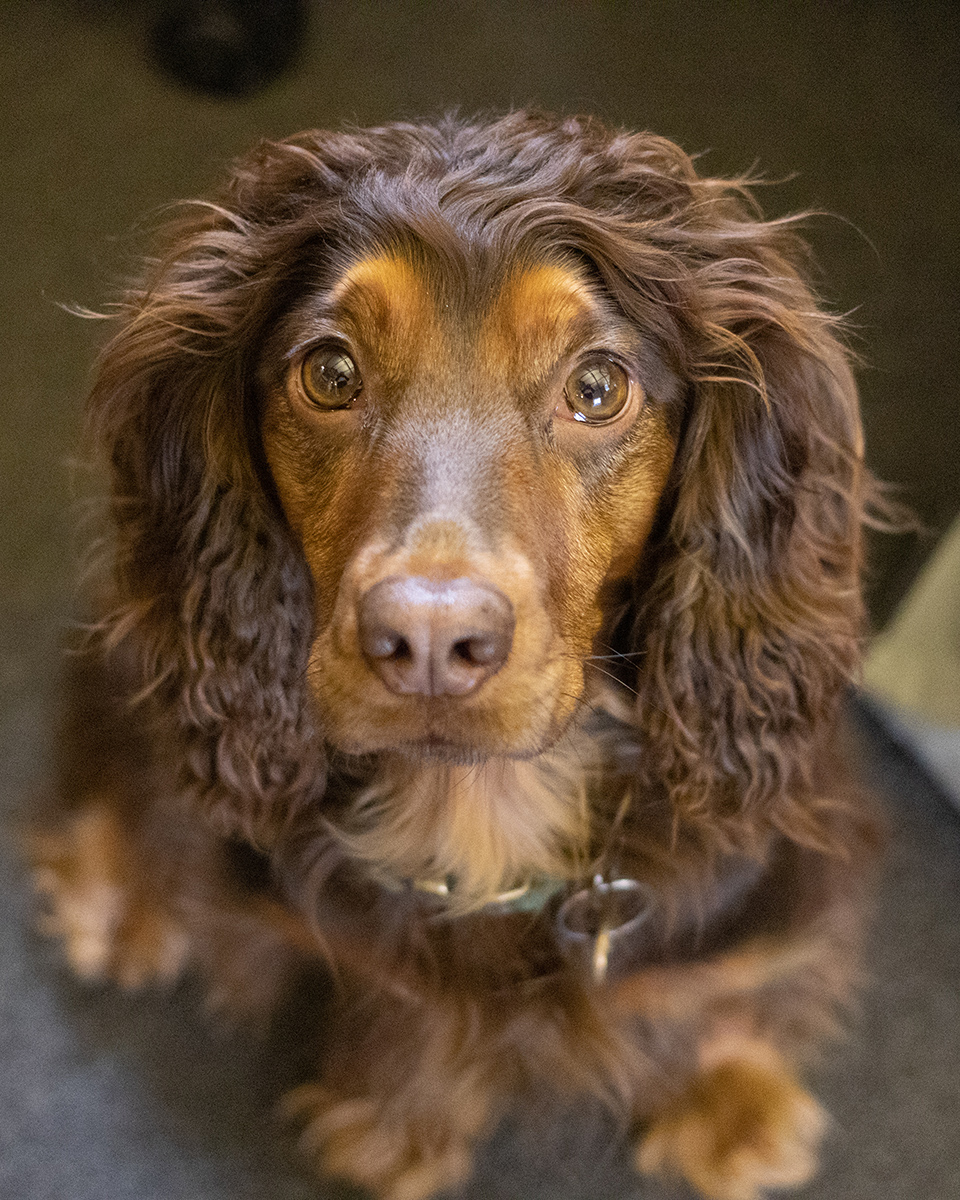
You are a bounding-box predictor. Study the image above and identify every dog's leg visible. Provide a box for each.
[618,825,871,1200]
[288,992,496,1200]
[30,644,314,1018]
[30,797,314,1022]
[619,939,838,1200]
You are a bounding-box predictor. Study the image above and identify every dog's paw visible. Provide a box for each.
[29,805,190,989]
[285,1084,477,1200]
[636,1055,827,1200]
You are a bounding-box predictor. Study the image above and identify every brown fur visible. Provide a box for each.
[33,112,880,1200]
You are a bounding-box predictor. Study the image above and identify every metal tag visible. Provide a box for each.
[555,876,654,983]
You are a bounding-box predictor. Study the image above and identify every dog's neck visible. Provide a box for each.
[333,745,597,914]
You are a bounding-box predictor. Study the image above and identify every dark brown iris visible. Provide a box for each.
[301,345,362,409]
[564,356,630,422]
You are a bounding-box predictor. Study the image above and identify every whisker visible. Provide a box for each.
[584,651,646,663]
[588,664,640,697]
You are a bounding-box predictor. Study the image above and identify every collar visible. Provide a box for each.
[408,873,570,915]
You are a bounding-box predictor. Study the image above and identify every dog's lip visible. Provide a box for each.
[398,735,489,765]
[389,730,555,765]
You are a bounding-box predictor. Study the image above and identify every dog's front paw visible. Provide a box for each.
[286,1083,480,1200]
[30,805,190,989]
[636,1055,827,1200]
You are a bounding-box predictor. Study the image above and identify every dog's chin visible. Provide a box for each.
[393,736,551,767]
[328,734,552,768]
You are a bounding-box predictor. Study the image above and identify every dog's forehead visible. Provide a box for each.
[327,249,612,382]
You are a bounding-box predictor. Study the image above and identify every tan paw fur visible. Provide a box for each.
[285,1083,481,1200]
[30,805,189,988]
[637,1055,827,1200]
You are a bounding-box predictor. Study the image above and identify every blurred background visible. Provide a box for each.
[1,3,958,1199]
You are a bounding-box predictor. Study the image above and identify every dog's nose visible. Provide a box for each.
[358,575,515,697]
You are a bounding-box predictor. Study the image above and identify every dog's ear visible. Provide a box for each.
[630,228,867,849]
[86,137,365,843]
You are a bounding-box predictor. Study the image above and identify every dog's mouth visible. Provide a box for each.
[399,735,487,765]
[308,639,581,760]
[390,732,554,767]
[316,701,573,764]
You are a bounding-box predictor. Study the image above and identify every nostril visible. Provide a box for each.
[454,635,498,667]
[452,640,474,664]
[367,632,411,662]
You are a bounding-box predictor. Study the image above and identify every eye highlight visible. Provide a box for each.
[300,345,362,409]
[562,356,632,423]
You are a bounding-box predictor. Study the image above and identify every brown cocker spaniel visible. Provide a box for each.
[32,112,879,1200]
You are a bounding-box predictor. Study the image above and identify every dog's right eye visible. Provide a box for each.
[300,346,363,409]
[562,355,632,424]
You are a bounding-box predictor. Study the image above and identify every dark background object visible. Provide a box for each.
[150,0,307,97]
[2,3,958,1198]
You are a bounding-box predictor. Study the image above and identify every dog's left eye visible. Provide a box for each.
[301,346,363,409]
[563,357,631,423]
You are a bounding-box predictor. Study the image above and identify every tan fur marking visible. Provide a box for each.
[291,1087,480,1200]
[481,263,596,378]
[330,254,435,382]
[30,805,190,988]
[638,1050,827,1200]
[286,1007,495,1200]
[336,751,591,910]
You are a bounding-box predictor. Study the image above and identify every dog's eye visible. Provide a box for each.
[563,357,630,423]
[301,346,362,409]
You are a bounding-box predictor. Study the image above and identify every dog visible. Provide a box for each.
[31,111,879,1200]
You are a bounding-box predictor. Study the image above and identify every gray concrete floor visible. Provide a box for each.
[3,3,959,1197]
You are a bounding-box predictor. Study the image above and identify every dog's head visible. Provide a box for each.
[90,113,866,850]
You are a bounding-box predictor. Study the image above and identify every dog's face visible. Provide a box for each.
[261,249,679,762]
[92,114,865,848]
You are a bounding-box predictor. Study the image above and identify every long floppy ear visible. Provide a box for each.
[630,220,867,850]
[86,136,372,844]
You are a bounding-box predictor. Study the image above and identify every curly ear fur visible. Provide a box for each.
[88,182,330,843]
[86,114,867,852]
[628,219,866,849]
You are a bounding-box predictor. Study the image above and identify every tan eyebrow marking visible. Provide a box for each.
[481,264,599,378]
[329,253,437,383]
